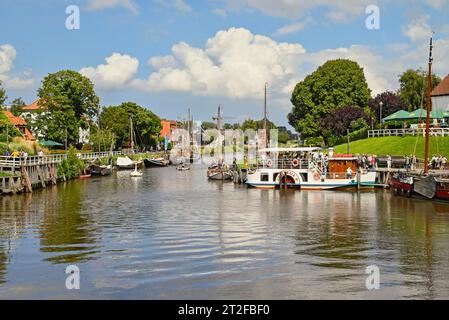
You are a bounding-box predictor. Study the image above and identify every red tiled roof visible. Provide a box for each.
[431,74,449,97]
[3,111,27,126]
[24,128,36,141]
[22,99,46,111]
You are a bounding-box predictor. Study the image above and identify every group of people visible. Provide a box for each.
[430,155,448,170]
[356,154,379,170]
[3,150,45,158]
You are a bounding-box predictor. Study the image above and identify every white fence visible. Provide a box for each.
[0,151,123,167]
[368,128,449,138]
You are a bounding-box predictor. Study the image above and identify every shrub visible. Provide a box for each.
[57,146,84,180]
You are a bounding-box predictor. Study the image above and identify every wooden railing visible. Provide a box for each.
[368,128,449,138]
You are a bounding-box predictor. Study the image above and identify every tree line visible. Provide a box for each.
[287,59,442,146]
[0,71,162,151]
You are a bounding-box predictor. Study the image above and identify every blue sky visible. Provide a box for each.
[1,0,449,128]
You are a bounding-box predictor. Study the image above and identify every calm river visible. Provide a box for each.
[1,166,449,299]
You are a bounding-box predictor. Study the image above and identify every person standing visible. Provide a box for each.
[387,155,392,171]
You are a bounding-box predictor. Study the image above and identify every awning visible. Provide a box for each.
[39,140,64,147]
[382,110,410,121]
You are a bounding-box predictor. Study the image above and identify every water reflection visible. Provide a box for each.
[1,167,449,299]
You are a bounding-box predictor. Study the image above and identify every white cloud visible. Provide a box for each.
[216,0,375,21]
[80,53,139,90]
[133,28,306,99]
[403,15,432,42]
[155,0,192,13]
[86,0,139,14]
[272,17,315,36]
[0,44,34,90]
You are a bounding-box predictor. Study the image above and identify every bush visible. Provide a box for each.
[58,146,85,180]
[304,136,324,147]
[8,137,42,155]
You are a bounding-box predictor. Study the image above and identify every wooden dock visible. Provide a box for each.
[0,151,121,195]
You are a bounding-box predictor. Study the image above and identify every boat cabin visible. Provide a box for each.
[327,155,358,179]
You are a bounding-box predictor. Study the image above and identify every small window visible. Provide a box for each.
[261,173,269,182]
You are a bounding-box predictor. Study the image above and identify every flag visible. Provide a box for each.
[164,134,168,151]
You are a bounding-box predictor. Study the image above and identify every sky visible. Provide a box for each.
[1,0,449,129]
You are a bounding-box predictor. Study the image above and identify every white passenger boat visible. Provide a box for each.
[246,148,376,190]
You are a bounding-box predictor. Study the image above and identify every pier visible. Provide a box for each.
[0,151,122,195]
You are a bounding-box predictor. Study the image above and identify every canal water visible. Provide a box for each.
[1,166,449,299]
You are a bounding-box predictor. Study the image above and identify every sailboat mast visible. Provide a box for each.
[217,105,222,164]
[264,83,268,148]
[130,116,135,154]
[424,36,433,175]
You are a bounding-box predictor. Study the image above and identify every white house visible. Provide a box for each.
[21,99,90,144]
[431,74,449,111]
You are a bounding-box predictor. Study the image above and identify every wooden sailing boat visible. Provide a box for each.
[207,105,233,181]
[389,35,449,201]
[117,117,143,170]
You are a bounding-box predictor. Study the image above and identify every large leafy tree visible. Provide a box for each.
[288,59,371,139]
[0,80,6,107]
[368,91,408,121]
[100,102,161,148]
[398,69,441,110]
[321,106,370,137]
[10,97,26,116]
[241,118,276,131]
[37,70,99,144]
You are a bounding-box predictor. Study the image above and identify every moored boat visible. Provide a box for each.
[89,164,112,176]
[207,164,233,181]
[117,156,143,170]
[144,157,169,168]
[246,148,376,190]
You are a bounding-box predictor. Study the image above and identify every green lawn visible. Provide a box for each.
[334,136,449,158]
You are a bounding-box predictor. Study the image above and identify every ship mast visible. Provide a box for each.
[264,83,268,149]
[424,35,434,175]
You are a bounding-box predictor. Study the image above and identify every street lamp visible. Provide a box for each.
[379,101,384,128]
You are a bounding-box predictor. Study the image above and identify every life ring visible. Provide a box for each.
[313,172,320,181]
[266,159,273,168]
[292,159,300,168]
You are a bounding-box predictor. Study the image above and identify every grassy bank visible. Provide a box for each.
[334,136,449,158]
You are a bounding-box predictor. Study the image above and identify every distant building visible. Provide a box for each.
[431,74,449,111]
[160,119,178,140]
[3,110,35,141]
[21,99,90,144]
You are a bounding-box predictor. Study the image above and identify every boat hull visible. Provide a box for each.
[144,158,169,168]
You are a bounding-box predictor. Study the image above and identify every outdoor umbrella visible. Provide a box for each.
[382,110,410,121]
[408,109,445,120]
[39,140,64,147]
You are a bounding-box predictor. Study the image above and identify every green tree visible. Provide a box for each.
[37,70,100,144]
[398,69,441,110]
[288,59,371,140]
[100,106,129,146]
[241,118,276,131]
[100,102,161,148]
[10,97,26,116]
[0,80,6,108]
[201,121,217,130]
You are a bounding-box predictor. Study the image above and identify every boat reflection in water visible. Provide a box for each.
[1,166,449,299]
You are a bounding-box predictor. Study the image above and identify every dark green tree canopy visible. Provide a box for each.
[288,59,371,138]
[37,70,100,144]
[369,91,408,120]
[100,102,161,148]
[398,69,441,110]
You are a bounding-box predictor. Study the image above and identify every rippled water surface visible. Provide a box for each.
[1,166,449,299]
